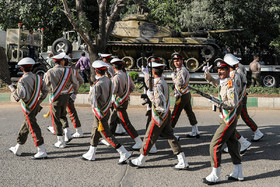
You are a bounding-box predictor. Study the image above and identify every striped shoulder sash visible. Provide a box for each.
[50,68,71,103]
[21,75,42,115]
[175,81,189,96]
[113,73,131,108]
[67,69,78,94]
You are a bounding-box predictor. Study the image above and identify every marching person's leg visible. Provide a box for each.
[67,98,83,138]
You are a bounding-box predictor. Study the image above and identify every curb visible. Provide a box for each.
[1,93,280,109]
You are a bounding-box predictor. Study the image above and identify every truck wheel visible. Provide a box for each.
[33,66,47,79]
[261,74,279,87]
[52,38,73,55]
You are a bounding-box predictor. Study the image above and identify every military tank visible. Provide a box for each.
[107,13,242,72]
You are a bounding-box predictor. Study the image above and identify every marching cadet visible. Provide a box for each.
[44,52,79,148]
[202,60,243,184]
[236,59,264,142]
[109,58,143,150]
[129,57,189,170]
[99,53,126,136]
[82,60,131,164]
[47,58,84,138]
[222,54,251,154]
[170,53,200,138]
[9,57,48,159]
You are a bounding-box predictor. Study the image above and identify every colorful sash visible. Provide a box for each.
[21,74,42,115]
[174,81,189,96]
[92,80,113,120]
[49,68,71,103]
[152,80,170,127]
[112,73,131,108]
[67,69,78,94]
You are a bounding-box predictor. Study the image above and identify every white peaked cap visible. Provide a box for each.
[18,57,35,65]
[223,53,239,66]
[52,52,71,60]
[110,58,123,64]
[92,60,109,68]
[98,53,112,58]
[148,61,166,68]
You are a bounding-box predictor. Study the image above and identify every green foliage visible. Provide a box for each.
[78,83,90,93]
[247,86,280,94]
[189,84,219,95]
[129,71,139,82]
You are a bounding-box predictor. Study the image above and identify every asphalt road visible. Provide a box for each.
[0,103,279,187]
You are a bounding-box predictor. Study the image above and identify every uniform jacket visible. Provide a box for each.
[172,66,190,94]
[12,72,48,104]
[44,64,79,95]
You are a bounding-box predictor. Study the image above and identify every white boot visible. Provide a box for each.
[47,126,55,135]
[115,124,126,135]
[174,152,189,170]
[116,145,131,164]
[132,136,143,150]
[239,136,251,154]
[149,144,157,154]
[252,128,264,142]
[227,164,244,181]
[203,167,221,184]
[100,139,111,147]
[64,128,73,143]
[72,127,84,138]
[32,144,48,159]
[82,146,97,161]
[53,136,66,148]
[9,143,22,156]
[129,154,147,167]
[187,124,200,138]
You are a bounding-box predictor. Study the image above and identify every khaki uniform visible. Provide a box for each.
[109,70,139,139]
[249,60,261,86]
[44,64,79,136]
[205,72,241,168]
[88,76,121,148]
[12,72,48,146]
[66,68,84,129]
[140,75,181,156]
[171,66,197,128]
[106,64,115,78]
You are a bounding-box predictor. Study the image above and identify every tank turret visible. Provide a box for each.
[108,13,243,72]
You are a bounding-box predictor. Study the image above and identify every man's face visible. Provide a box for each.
[218,67,229,79]
[173,58,183,68]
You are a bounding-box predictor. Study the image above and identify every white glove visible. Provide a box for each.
[142,66,149,74]
[202,62,213,74]
[147,90,154,97]
[70,94,76,101]
[171,72,176,80]
[8,84,16,92]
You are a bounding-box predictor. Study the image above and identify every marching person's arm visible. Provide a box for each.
[129,76,135,93]
[112,76,119,95]
[38,81,49,104]
[204,72,220,88]
[12,80,25,102]
[76,70,84,87]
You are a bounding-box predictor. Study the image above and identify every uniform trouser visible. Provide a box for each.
[51,94,70,136]
[90,111,120,148]
[210,118,241,168]
[141,111,181,156]
[17,103,44,147]
[109,101,139,139]
[251,73,261,86]
[66,98,82,128]
[240,95,258,132]
[145,110,152,130]
[234,102,243,140]
[171,92,198,128]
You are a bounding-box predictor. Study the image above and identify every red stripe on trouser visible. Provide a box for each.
[118,110,135,139]
[214,125,229,168]
[50,104,56,135]
[25,114,38,147]
[67,104,77,128]
[101,131,117,148]
[143,122,155,156]
[236,132,241,139]
[171,103,180,125]
[242,107,257,131]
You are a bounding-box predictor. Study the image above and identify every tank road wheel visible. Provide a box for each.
[169,59,175,70]
[185,57,199,72]
[122,56,135,69]
[52,38,73,55]
[201,45,215,60]
[145,46,153,54]
[174,47,181,53]
[136,57,148,69]
[112,46,120,53]
[158,57,168,69]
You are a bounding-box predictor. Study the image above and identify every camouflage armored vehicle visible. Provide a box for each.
[108,13,242,72]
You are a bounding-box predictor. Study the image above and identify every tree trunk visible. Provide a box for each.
[0,47,12,86]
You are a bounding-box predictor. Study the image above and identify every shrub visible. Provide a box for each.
[129,71,139,82]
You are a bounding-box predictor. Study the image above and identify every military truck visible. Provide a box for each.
[4,24,48,78]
